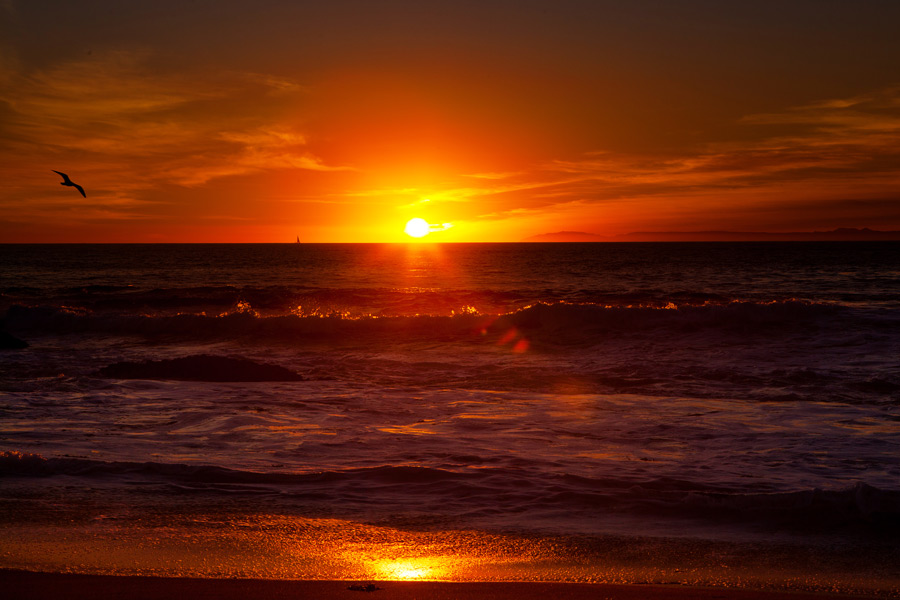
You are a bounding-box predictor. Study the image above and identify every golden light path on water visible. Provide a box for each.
[1,514,565,581]
[1,512,892,594]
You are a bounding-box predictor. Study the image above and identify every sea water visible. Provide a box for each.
[1,243,899,593]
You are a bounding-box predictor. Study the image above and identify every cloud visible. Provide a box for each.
[4,45,899,239]
[1,50,347,194]
[0,49,366,238]
[462,171,522,180]
[474,86,900,221]
[342,86,900,234]
[743,86,900,128]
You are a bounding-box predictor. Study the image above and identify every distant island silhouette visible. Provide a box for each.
[522,228,900,242]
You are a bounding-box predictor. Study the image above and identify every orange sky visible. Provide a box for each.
[2,0,899,242]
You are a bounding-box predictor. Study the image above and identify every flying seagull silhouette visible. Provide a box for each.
[52,170,86,198]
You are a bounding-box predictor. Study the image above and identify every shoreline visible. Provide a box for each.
[0,570,878,600]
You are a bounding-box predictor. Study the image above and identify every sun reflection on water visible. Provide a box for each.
[375,558,439,580]
[3,511,879,593]
[337,538,466,581]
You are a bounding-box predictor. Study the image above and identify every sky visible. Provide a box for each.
[1,0,899,242]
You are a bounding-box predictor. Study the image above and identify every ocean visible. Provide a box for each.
[1,242,899,594]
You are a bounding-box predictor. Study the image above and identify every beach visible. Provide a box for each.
[0,570,877,600]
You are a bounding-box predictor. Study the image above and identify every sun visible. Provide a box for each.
[404,217,430,238]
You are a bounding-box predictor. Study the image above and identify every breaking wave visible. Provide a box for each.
[2,300,877,347]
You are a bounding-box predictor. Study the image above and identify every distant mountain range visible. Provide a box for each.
[521,228,900,242]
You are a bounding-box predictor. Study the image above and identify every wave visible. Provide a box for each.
[3,451,897,535]
[2,285,525,318]
[2,300,878,347]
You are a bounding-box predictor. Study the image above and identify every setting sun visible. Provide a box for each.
[404,218,430,238]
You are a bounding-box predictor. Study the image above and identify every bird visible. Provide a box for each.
[52,170,86,197]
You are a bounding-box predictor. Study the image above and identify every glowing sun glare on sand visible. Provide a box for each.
[404,218,431,238]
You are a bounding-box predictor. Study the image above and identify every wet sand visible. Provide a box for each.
[1,570,870,600]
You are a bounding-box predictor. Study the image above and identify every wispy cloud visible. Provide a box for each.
[1,50,347,200]
[462,171,522,180]
[4,44,899,239]
[341,87,900,235]
[464,87,900,226]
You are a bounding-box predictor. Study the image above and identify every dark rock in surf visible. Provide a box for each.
[0,331,28,349]
[95,354,304,382]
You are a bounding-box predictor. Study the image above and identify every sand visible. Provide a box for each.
[1,570,871,600]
